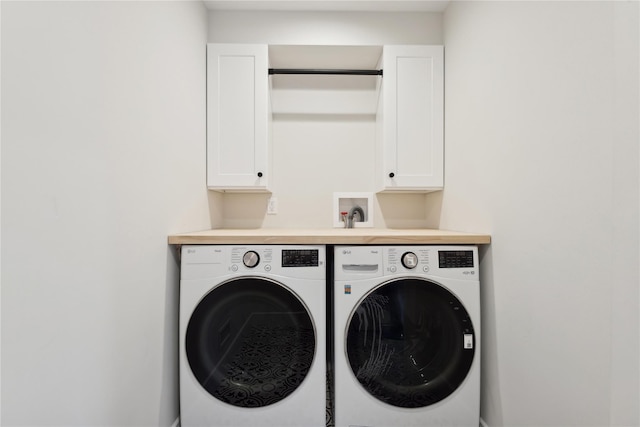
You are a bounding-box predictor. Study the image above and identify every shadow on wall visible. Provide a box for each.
[208,191,225,229]
[209,192,270,229]
[424,191,443,229]
[478,245,504,426]
[206,191,445,229]
[159,246,182,426]
[377,192,441,229]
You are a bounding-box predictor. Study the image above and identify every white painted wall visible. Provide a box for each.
[1,1,209,425]
[2,3,637,426]
[440,1,639,426]
[208,11,443,228]
[209,10,443,45]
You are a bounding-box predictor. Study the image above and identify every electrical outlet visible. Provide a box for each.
[267,197,278,215]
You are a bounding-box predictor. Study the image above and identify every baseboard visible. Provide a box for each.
[171,416,180,427]
[479,417,489,427]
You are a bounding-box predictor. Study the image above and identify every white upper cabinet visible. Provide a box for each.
[207,44,270,192]
[377,45,444,192]
[206,43,443,193]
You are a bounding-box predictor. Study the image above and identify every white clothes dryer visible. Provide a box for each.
[179,245,326,427]
[333,246,480,427]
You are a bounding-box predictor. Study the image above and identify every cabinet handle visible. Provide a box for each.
[389,172,395,178]
[257,172,263,178]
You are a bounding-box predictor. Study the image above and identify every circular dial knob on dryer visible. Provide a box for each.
[243,251,260,268]
[401,252,419,269]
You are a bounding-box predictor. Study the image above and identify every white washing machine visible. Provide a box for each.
[179,245,326,427]
[333,245,480,427]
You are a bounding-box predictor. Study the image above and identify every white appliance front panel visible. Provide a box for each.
[180,245,326,427]
[333,245,480,427]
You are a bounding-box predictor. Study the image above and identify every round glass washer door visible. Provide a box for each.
[345,278,475,408]
[186,277,316,408]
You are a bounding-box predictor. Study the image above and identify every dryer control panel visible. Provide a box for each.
[385,247,478,279]
[334,246,479,281]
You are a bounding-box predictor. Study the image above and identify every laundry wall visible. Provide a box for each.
[208,11,444,229]
[1,1,209,426]
[438,1,639,426]
[1,2,638,427]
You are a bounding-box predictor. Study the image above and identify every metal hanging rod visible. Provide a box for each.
[268,68,383,76]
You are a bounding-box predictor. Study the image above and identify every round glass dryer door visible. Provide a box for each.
[186,277,316,408]
[345,278,475,408]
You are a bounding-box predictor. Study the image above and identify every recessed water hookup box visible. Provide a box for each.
[333,192,374,228]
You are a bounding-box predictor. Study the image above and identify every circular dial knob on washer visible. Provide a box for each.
[243,251,260,268]
[401,252,419,269]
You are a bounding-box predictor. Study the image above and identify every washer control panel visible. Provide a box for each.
[180,245,325,280]
[180,245,326,281]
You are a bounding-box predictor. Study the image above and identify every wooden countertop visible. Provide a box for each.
[168,228,491,245]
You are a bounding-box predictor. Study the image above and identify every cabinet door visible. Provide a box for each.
[207,44,270,192]
[380,45,443,192]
